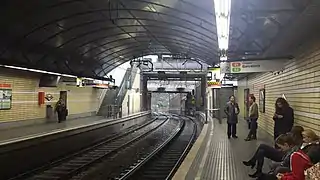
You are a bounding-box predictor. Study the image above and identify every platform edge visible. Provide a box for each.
[172,121,210,180]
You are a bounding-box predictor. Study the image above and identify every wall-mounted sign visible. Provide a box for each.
[259,89,265,113]
[0,84,12,110]
[207,67,221,80]
[93,84,109,89]
[207,72,212,81]
[0,84,11,88]
[45,94,54,101]
[207,68,222,88]
[220,60,286,73]
[207,81,221,89]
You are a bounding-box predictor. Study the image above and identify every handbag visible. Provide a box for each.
[246,118,251,129]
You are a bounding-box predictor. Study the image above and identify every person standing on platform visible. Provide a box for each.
[245,94,259,141]
[273,98,294,147]
[55,98,68,123]
[224,95,240,139]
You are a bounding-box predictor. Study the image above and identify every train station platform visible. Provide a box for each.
[0,112,149,146]
[174,117,274,180]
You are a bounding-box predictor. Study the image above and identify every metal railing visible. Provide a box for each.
[195,111,207,125]
[207,108,222,124]
[115,66,138,106]
[98,64,138,117]
[97,89,108,111]
[99,104,122,119]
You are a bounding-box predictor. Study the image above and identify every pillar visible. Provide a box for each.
[201,75,208,123]
[141,75,148,111]
[200,75,207,111]
[147,92,152,110]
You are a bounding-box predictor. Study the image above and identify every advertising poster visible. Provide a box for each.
[259,89,265,113]
[0,88,12,110]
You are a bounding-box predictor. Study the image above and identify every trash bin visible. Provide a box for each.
[46,105,54,121]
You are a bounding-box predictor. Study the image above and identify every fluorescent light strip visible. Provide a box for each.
[214,0,231,50]
[1,65,77,78]
[0,65,110,83]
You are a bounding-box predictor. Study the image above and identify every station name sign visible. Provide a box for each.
[220,60,286,73]
[207,81,221,88]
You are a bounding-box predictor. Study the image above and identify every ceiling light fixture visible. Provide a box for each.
[214,0,231,53]
[1,65,76,78]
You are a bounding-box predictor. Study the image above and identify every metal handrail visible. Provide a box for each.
[115,66,138,105]
[206,108,222,124]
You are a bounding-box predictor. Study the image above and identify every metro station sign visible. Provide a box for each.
[221,60,286,73]
[0,84,11,88]
[207,81,221,89]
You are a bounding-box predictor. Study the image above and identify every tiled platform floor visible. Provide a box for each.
[177,117,275,180]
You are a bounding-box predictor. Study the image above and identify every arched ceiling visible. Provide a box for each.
[228,0,320,59]
[0,0,219,78]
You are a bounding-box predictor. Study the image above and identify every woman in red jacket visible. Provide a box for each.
[277,142,320,180]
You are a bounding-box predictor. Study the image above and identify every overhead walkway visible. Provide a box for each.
[174,116,274,180]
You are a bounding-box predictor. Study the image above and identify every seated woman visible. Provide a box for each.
[277,142,320,180]
[301,129,320,148]
[243,133,298,178]
[243,126,304,178]
[259,129,319,180]
[290,126,305,146]
[270,126,305,174]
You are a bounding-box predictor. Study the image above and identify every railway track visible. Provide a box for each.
[117,116,197,180]
[71,115,183,180]
[10,116,164,180]
[11,114,199,180]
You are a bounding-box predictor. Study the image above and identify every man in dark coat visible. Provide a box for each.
[55,98,68,123]
[224,95,240,139]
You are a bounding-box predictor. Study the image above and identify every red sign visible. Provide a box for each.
[0,84,11,88]
[231,62,241,67]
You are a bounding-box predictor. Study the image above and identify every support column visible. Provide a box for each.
[180,93,182,114]
[141,75,148,111]
[147,92,151,110]
[201,75,208,123]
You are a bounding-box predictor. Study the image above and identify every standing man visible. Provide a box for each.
[224,95,240,139]
[55,98,68,123]
[245,95,259,141]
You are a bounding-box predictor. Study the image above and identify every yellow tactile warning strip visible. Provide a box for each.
[172,117,212,180]
[194,120,214,180]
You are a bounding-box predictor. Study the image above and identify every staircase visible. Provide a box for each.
[98,65,138,117]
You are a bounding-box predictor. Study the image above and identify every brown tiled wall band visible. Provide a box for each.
[238,42,320,136]
[0,68,102,122]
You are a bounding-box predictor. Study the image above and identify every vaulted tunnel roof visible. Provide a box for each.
[226,0,320,80]
[229,0,319,59]
[0,0,219,78]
